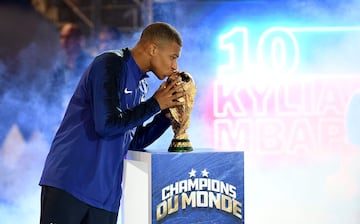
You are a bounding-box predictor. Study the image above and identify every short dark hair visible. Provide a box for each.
[140,22,182,47]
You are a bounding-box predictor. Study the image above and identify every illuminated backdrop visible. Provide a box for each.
[156,1,360,223]
[211,25,360,153]
[1,1,360,223]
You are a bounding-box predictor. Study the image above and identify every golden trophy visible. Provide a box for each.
[167,71,197,152]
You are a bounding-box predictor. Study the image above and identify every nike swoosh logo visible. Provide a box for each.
[124,88,132,94]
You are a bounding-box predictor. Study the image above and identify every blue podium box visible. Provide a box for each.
[122,149,244,224]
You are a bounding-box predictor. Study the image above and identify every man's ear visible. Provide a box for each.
[149,43,158,56]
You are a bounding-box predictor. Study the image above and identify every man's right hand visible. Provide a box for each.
[153,76,187,110]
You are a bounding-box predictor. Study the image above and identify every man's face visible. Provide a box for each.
[60,26,81,54]
[98,31,117,52]
[151,41,181,80]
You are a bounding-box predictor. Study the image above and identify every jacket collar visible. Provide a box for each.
[124,48,148,80]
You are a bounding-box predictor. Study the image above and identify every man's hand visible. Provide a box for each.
[153,76,186,110]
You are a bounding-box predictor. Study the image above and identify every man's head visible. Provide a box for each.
[97,26,122,52]
[134,22,182,80]
[140,22,182,47]
[60,23,83,55]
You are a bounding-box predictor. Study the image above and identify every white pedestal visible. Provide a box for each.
[122,149,244,224]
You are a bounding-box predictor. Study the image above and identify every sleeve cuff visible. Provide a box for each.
[147,97,161,112]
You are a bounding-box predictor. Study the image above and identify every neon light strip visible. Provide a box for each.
[285,26,360,32]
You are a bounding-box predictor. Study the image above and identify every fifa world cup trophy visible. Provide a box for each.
[167,71,197,152]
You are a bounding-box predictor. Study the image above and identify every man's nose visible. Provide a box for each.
[171,60,178,71]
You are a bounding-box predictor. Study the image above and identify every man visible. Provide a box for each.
[57,22,93,93]
[41,22,92,142]
[59,23,89,71]
[39,22,186,224]
[96,26,123,53]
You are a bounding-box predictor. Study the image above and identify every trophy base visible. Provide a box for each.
[168,139,193,152]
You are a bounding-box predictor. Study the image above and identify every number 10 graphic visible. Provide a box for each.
[217,26,360,76]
